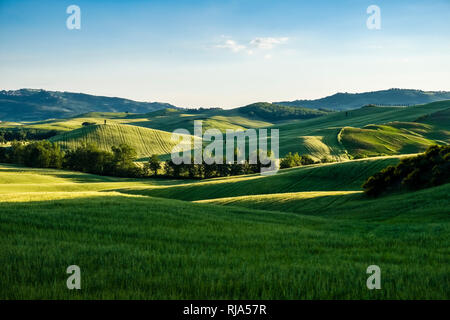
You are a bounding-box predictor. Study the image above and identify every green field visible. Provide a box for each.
[49,123,195,160]
[0,159,448,299]
[117,155,408,201]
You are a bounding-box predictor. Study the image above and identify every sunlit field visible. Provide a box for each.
[0,163,448,299]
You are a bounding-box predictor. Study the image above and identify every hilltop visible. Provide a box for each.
[276,88,450,111]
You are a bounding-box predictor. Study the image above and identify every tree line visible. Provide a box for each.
[0,141,334,179]
[0,141,276,179]
[0,141,142,177]
[0,128,59,143]
[362,145,450,197]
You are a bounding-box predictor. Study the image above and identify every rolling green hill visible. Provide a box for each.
[128,108,273,132]
[125,103,327,133]
[339,125,436,158]
[415,107,450,143]
[276,88,450,111]
[276,101,450,160]
[197,183,450,222]
[115,155,407,201]
[1,102,325,134]
[49,123,193,159]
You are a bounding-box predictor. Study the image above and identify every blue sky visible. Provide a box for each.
[1,0,449,108]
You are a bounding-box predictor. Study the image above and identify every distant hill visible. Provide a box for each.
[0,89,175,121]
[116,103,328,133]
[276,89,450,111]
[233,102,328,121]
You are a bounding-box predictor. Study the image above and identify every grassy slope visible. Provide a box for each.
[116,155,407,201]
[198,183,450,222]
[2,109,274,133]
[0,164,448,299]
[1,102,326,134]
[49,123,195,159]
[0,113,133,132]
[339,125,436,158]
[276,101,450,160]
[415,107,450,143]
[129,109,274,132]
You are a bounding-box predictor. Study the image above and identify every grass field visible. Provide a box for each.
[0,160,448,299]
[117,155,407,201]
[49,123,195,160]
[339,125,436,158]
[1,108,275,133]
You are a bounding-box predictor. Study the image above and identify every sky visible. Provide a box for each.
[0,0,449,108]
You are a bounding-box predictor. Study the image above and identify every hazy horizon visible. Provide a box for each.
[3,86,450,110]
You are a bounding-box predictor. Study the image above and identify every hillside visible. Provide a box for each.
[197,182,450,221]
[276,101,450,160]
[131,103,328,132]
[116,156,406,201]
[0,89,175,121]
[339,125,436,158]
[4,102,327,135]
[49,123,192,160]
[276,88,450,111]
[415,107,450,143]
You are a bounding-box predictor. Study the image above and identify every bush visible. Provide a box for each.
[82,122,96,126]
[280,152,316,169]
[363,145,450,197]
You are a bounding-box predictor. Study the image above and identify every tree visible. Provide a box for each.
[112,144,136,167]
[280,152,302,169]
[145,154,161,176]
[165,159,181,178]
[300,155,315,165]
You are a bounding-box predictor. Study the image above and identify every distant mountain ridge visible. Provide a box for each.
[276,89,450,111]
[0,89,176,121]
[2,88,450,122]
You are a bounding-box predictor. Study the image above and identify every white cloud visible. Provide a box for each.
[249,37,289,49]
[215,39,246,53]
[215,36,288,56]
